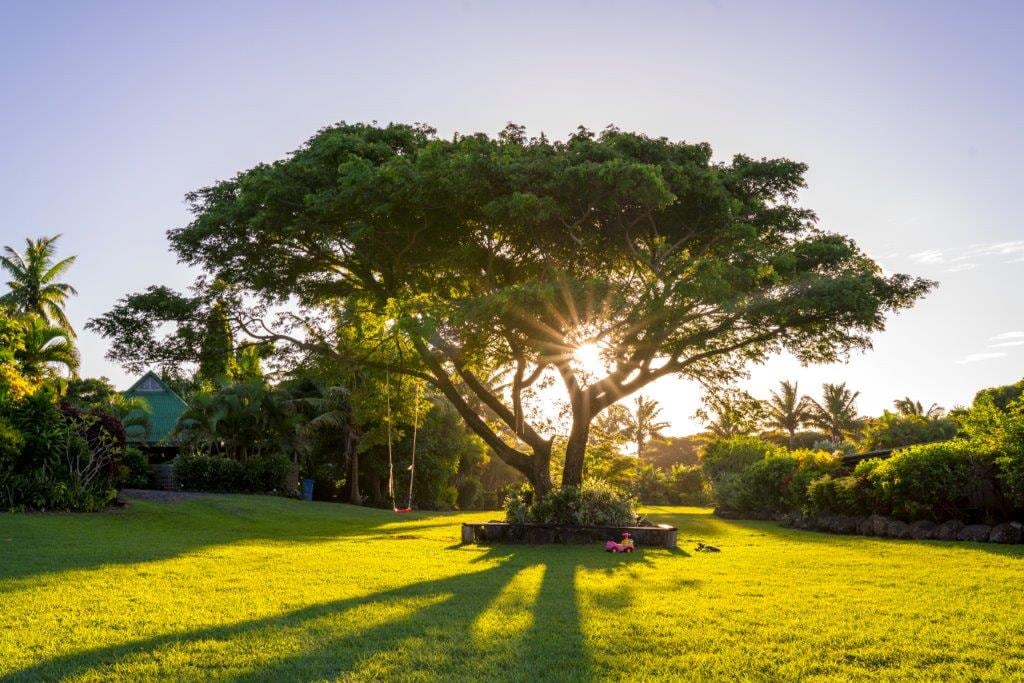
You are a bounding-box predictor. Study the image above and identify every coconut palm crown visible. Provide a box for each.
[1,234,78,335]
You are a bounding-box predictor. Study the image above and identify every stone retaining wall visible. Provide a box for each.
[778,512,1023,544]
[461,522,678,548]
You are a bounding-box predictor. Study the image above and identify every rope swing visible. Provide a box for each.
[385,369,420,514]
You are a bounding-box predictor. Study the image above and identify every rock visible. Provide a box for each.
[933,520,965,541]
[989,522,1023,544]
[794,515,815,530]
[814,515,837,532]
[868,514,891,537]
[856,517,875,536]
[957,524,992,542]
[909,520,937,540]
[832,516,859,535]
[887,520,911,539]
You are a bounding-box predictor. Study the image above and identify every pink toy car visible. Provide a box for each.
[604,532,635,553]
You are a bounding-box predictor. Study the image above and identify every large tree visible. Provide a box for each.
[1,234,78,335]
[90,123,932,494]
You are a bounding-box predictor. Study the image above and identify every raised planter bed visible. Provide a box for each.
[461,522,677,549]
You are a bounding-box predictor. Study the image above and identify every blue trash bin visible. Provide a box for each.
[301,478,315,501]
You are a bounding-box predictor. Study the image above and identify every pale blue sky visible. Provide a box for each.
[2,1,1022,433]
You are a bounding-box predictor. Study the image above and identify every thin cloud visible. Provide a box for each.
[991,331,1024,341]
[956,352,1007,364]
[907,240,1024,268]
[990,341,1024,348]
[909,249,944,264]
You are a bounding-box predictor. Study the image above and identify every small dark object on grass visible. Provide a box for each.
[695,542,721,553]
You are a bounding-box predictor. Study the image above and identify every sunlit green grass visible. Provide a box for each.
[1,496,1023,681]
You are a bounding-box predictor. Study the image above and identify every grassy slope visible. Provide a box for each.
[1,497,1022,681]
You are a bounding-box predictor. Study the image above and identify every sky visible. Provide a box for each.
[1,0,1022,434]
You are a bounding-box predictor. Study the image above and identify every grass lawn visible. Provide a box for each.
[1,496,1023,681]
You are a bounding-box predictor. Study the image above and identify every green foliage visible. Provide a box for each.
[0,234,78,335]
[761,429,830,450]
[971,379,1024,412]
[630,463,711,505]
[0,311,33,400]
[15,314,79,380]
[174,381,301,460]
[173,452,293,493]
[504,480,637,527]
[641,435,700,469]
[868,441,984,521]
[786,448,842,510]
[809,382,861,444]
[118,447,149,489]
[0,388,125,511]
[97,121,932,493]
[701,436,785,481]
[696,388,766,439]
[196,302,237,384]
[860,410,956,451]
[63,377,118,406]
[714,456,799,515]
[764,380,814,447]
[806,474,867,516]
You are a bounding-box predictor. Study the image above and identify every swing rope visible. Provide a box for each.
[385,369,419,513]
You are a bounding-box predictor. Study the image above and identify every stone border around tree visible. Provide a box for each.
[461,522,678,548]
[715,509,1024,544]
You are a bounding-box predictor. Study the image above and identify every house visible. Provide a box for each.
[122,371,188,461]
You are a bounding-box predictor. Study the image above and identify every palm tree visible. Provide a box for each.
[810,383,861,445]
[103,394,153,443]
[290,383,361,504]
[893,397,944,419]
[622,396,670,460]
[16,315,79,380]
[695,387,765,439]
[765,380,814,449]
[0,234,78,335]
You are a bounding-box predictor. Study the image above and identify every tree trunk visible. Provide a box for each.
[347,434,360,505]
[530,441,554,496]
[371,475,384,505]
[561,417,590,488]
[787,428,795,450]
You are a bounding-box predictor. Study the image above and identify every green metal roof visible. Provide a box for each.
[123,371,188,445]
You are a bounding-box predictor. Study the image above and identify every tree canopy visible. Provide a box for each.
[90,122,933,493]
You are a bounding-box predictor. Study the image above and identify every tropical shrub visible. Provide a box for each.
[174,452,293,493]
[715,456,799,515]
[667,464,712,505]
[701,436,784,482]
[118,447,149,488]
[504,480,637,527]
[786,449,842,511]
[711,447,840,515]
[0,389,127,511]
[860,410,957,451]
[868,440,984,521]
[806,474,867,516]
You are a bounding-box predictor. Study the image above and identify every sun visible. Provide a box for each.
[573,341,608,377]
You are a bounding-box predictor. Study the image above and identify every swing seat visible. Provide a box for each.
[393,506,412,514]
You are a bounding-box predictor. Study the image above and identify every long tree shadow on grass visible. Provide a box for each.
[0,495,454,587]
[3,545,666,681]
